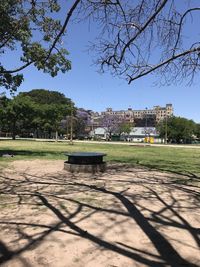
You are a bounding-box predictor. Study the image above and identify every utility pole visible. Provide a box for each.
[145,107,148,142]
[70,103,73,145]
[91,119,94,140]
[165,115,168,144]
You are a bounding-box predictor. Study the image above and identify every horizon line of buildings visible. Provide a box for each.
[89,104,173,128]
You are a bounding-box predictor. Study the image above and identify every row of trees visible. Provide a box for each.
[158,116,200,144]
[100,114,200,144]
[0,89,89,140]
[0,90,132,141]
[0,89,199,143]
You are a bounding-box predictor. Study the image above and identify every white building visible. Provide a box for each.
[90,127,162,143]
[128,127,161,143]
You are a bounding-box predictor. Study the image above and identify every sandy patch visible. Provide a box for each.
[0,160,200,267]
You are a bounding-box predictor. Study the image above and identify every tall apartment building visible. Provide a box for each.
[101,107,135,122]
[90,104,173,127]
[153,104,173,122]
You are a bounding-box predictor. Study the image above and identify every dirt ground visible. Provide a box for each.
[0,160,200,267]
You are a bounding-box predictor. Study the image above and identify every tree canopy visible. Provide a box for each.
[0,89,74,139]
[0,0,71,92]
[82,0,200,85]
[20,89,72,106]
[157,116,197,143]
[0,94,36,139]
[74,109,91,138]
[1,0,200,91]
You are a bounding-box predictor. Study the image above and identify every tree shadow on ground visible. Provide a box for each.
[0,167,200,266]
[0,149,64,159]
[110,158,200,181]
[145,163,199,177]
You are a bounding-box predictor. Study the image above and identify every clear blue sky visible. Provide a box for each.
[3,0,200,123]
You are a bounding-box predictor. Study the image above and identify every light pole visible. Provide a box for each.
[145,107,148,142]
[165,115,168,144]
[70,103,73,145]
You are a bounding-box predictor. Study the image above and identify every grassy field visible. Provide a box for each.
[0,139,200,179]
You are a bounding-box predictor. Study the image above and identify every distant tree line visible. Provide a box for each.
[157,116,200,144]
[0,89,199,143]
[101,113,200,143]
[0,89,90,140]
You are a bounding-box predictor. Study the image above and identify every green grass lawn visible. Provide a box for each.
[0,140,200,178]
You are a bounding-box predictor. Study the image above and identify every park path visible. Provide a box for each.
[74,140,200,149]
[1,137,200,149]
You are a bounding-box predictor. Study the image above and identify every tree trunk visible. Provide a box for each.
[36,128,39,138]
[12,121,16,140]
[48,130,51,139]
[55,130,58,142]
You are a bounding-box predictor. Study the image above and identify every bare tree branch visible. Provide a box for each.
[173,7,200,55]
[117,0,169,64]
[1,62,33,74]
[128,46,200,84]
[45,0,82,61]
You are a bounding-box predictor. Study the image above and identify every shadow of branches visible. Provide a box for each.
[0,165,200,266]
